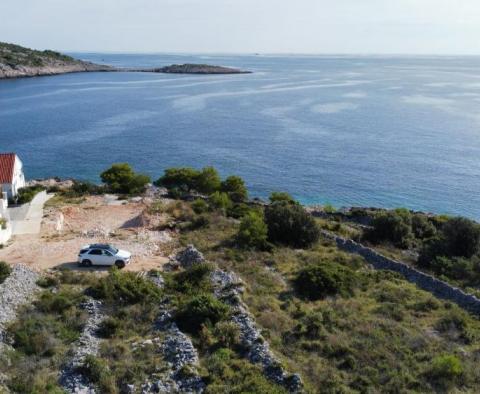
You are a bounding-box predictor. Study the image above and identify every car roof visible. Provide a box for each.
[86,244,115,250]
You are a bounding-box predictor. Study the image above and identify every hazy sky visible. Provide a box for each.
[1,0,479,54]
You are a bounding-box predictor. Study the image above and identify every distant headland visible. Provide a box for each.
[0,42,251,79]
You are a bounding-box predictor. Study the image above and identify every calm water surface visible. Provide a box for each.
[1,54,479,218]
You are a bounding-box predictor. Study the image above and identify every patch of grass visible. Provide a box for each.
[0,261,12,284]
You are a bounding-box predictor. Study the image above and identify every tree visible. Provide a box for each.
[264,201,319,248]
[412,214,437,240]
[365,210,413,249]
[100,163,150,194]
[155,167,200,192]
[209,192,232,213]
[196,167,221,195]
[237,211,268,249]
[269,191,297,205]
[221,176,248,202]
[442,217,480,258]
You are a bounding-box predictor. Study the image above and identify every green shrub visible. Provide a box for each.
[0,261,11,284]
[35,292,75,314]
[92,268,163,305]
[237,211,268,249]
[36,275,60,288]
[213,321,241,349]
[16,185,45,204]
[209,192,233,213]
[221,176,248,202]
[294,262,357,300]
[10,317,59,356]
[192,198,209,214]
[442,217,480,258]
[80,355,115,392]
[366,209,414,248]
[265,202,319,248]
[100,163,150,195]
[66,181,104,197]
[98,317,121,338]
[227,203,251,219]
[269,191,297,205]
[412,214,436,240]
[171,263,214,294]
[428,354,463,381]
[176,294,230,333]
[196,167,221,194]
[155,167,200,192]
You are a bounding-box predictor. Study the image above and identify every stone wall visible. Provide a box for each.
[322,231,480,315]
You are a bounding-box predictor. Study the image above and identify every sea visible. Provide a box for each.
[1,53,479,219]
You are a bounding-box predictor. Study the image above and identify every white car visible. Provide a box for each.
[78,244,131,268]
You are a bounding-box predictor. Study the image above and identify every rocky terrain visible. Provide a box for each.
[60,299,105,394]
[0,42,113,79]
[0,265,39,342]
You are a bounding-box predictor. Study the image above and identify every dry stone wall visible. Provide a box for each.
[322,231,480,315]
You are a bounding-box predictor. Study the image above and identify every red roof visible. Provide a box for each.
[0,153,16,183]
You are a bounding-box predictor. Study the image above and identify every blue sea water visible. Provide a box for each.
[1,53,479,219]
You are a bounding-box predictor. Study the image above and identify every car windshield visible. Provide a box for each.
[107,246,118,254]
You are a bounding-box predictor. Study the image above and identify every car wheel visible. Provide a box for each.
[115,260,125,269]
[82,259,92,267]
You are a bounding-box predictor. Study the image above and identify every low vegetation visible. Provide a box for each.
[3,164,480,393]
[0,261,11,284]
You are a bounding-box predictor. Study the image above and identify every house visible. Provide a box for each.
[0,153,26,202]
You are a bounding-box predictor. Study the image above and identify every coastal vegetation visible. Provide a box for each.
[2,165,480,393]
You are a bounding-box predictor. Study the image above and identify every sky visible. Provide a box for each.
[1,0,480,54]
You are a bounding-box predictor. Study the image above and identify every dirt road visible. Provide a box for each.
[0,195,173,272]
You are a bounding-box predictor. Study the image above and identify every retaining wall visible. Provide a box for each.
[322,231,480,315]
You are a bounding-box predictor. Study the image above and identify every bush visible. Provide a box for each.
[265,202,319,248]
[80,355,115,392]
[100,163,150,195]
[196,167,221,194]
[172,263,214,294]
[0,261,11,284]
[98,317,121,338]
[92,268,163,305]
[16,185,45,204]
[213,321,241,349]
[294,262,357,300]
[411,214,436,240]
[442,217,480,258]
[176,294,230,333]
[227,203,251,219]
[418,217,480,272]
[237,211,268,249]
[209,191,233,213]
[10,318,58,356]
[67,181,104,197]
[221,176,248,202]
[269,191,297,205]
[155,167,200,192]
[192,198,209,214]
[366,209,413,248]
[428,355,463,381]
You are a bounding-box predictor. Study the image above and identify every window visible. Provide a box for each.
[103,250,113,256]
[89,249,102,255]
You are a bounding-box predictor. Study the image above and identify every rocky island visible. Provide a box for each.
[0,42,251,79]
[150,63,251,74]
[0,42,113,79]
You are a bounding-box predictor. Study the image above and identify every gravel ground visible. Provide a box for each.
[0,265,39,342]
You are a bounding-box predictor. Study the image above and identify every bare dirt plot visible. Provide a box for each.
[0,195,174,272]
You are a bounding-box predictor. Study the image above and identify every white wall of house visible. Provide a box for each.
[1,156,25,200]
[0,220,12,245]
